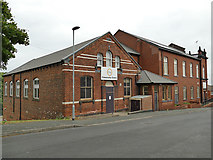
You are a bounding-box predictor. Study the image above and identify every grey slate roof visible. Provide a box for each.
[5,37,98,76]
[137,70,177,84]
[116,30,200,61]
[119,43,140,55]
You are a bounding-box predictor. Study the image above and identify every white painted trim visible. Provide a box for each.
[77,56,97,60]
[122,69,138,72]
[80,53,97,58]
[121,59,131,62]
[122,72,137,76]
[62,97,124,105]
[120,62,133,65]
[66,64,95,68]
[103,39,115,43]
[62,69,95,73]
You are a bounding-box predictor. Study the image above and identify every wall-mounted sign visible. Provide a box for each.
[101,67,117,80]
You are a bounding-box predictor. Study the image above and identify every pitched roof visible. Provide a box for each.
[4,37,99,76]
[115,30,200,61]
[137,70,177,84]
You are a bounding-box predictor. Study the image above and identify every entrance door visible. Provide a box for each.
[175,86,179,104]
[106,87,114,113]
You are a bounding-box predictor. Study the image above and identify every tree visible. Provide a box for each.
[1,0,29,69]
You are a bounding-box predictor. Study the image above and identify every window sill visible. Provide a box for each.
[174,75,178,77]
[163,74,169,76]
[162,100,173,103]
[183,76,187,78]
[33,98,40,101]
[79,99,94,104]
[23,97,29,99]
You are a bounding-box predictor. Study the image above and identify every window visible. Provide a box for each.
[190,86,194,99]
[24,79,28,98]
[124,78,131,96]
[190,63,193,77]
[106,51,112,67]
[9,81,13,96]
[203,66,205,79]
[182,61,186,77]
[4,82,7,96]
[142,86,149,95]
[196,64,199,78]
[183,86,187,100]
[16,80,20,97]
[168,86,172,100]
[162,85,167,100]
[33,78,39,99]
[80,76,93,99]
[163,57,168,75]
[97,53,103,67]
[197,86,200,98]
[115,56,120,68]
[174,59,178,76]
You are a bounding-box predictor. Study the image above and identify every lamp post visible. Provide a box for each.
[72,26,80,121]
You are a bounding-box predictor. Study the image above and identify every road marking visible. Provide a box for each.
[86,116,153,127]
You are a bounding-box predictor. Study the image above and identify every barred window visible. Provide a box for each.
[124,78,131,96]
[106,51,112,67]
[16,80,20,97]
[80,76,93,99]
[33,78,39,99]
[97,53,103,67]
[24,79,28,98]
[115,56,120,68]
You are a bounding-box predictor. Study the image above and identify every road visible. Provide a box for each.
[2,108,211,158]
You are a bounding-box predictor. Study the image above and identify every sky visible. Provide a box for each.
[2,0,212,84]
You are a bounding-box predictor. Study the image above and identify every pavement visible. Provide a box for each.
[1,103,212,137]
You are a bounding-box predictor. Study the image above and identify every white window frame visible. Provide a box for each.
[190,86,194,99]
[174,59,178,76]
[163,57,168,75]
[106,51,112,67]
[9,81,13,97]
[4,82,7,96]
[115,56,120,68]
[80,76,93,99]
[24,79,29,98]
[182,61,186,77]
[190,63,193,77]
[33,78,39,99]
[197,86,200,98]
[203,66,205,79]
[124,78,131,97]
[16,80,20,97]
[183,86,187,100]
[97,53,103,67]
[196,64,199,78]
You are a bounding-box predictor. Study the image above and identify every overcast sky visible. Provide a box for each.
[3,0,212,84]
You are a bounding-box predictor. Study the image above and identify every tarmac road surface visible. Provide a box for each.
[2,108,211,158]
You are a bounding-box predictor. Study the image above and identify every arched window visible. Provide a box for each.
[124,78,131,96]
[115,56,120,68]
[190,86,194,99]
[80,76,93,99]
[190,63,193,77]
[24,79,29,98]
[174,59,178,76]
[10,81,13,96]
[97,53,103,67]
[196,64,199,78]
[4,82,7,96]
[16,80,20,97]
[33,78,39,99]
[106,51,112,67]
[182,61,186,77]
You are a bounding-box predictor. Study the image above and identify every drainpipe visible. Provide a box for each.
[199,59,203,104]
[161,50,163,76]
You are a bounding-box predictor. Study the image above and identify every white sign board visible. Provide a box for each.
[203,82,206,89]
[101,67,117,80]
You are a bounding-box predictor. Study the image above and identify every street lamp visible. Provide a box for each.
[72,26,80,121]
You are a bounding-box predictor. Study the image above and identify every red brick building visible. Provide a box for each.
[3,30,208,121]
[115,30,208,109]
